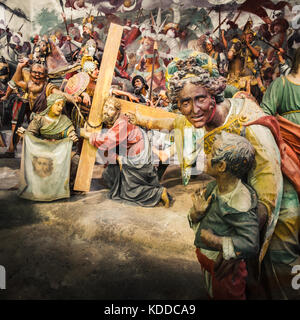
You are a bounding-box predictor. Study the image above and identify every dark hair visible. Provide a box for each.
[263,67,274,80]
[211,132,255,179]
[131,75,149,90]
[291,47,300,75]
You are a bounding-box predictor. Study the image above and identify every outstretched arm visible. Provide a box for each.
[111,88,139,103]
[116,98,177,131]
[221,29,228,49]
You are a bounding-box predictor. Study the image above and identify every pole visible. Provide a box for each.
[233,10,242,24]
[218,6,222,42]
[257,36,293,61]
[7,12,14,26]
[58,0,73,62]
[149,40,158,102]
[207,7,213,16]
[18,23,24,32]
[213,15,228,33]
[6,12,14,55]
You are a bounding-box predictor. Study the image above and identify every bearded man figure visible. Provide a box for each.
[131,75,149,104]
[0,60,58,157]
[164,50,300,300]
[80,96,170,208]
[0,58,78,157]
[134,36,166,91]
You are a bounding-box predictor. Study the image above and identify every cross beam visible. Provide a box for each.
[74,23,177,192]
[116,98,176,132]
[74,23,124,191]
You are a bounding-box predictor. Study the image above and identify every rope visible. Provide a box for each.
[73,102,102,129]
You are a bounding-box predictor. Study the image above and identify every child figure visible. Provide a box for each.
[188,131,259,300]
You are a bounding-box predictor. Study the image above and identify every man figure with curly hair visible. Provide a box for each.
[163,50,300,299]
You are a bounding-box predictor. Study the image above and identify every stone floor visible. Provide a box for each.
[0,146,210,299]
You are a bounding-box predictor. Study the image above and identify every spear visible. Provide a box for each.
[218,5,221,39]
[213,16,226,33]
[149,40,158,102]
[6,13,14,55]
[148,8,165,101]
[213,10,235,34]
[256,35,293,61]
[18,23,25,32]
[207,7,214,16]
[7,12,14,26]
[233,10,242,24]
[194,7,212,31]
[58,0,73,62]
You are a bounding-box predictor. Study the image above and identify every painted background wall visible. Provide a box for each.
[1,0,299,40]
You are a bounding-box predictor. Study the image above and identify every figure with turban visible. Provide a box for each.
[17,94,79,201]
[17,93,78,142]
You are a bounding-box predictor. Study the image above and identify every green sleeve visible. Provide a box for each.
[27,115,42,137]
[223,209,259,259]
[260,77,284,116]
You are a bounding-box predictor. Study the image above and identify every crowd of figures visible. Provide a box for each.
[0,4,300,300]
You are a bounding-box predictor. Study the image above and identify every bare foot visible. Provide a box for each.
[161,187,170,208]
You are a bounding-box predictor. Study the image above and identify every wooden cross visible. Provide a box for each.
[74,23,177,192]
